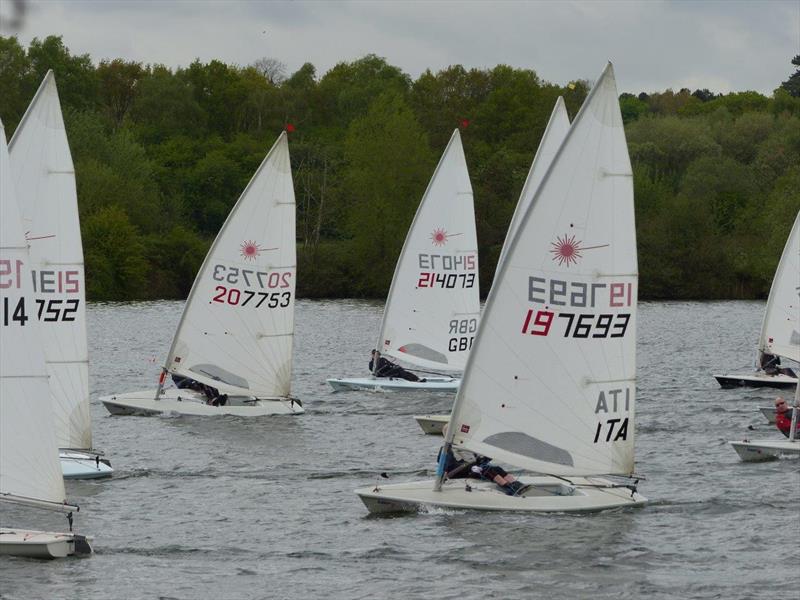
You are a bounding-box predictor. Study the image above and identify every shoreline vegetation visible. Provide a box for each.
[1,36,798,301]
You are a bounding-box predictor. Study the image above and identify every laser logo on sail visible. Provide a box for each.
[240,240,262,261]
[550,234,582,266]
[549,234,610,267]
[431,228,449,247]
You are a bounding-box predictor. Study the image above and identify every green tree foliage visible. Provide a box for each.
[26,36,98,112]
[2,36,798,301]
[619,93,648,123]
[780,55,800,97]
[340,92,434,296]
[0,37,38,131]
[82,206,148,300]
[96,58,144,128]
[127,65,207,144]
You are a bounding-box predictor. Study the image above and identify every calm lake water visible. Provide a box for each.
[0,300,797,600]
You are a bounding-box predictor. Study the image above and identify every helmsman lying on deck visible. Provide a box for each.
[438,425,524,495]
[369,350,423,382]
[759,352,797,378]
[172,374,228,406]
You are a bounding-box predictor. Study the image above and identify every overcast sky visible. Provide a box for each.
[3,0,799,94]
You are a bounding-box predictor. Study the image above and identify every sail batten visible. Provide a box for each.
[8,70,91,450]
[447,64,637,477]
[163,132,296,399]
[377,129,480,371]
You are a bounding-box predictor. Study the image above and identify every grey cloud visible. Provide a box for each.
[14,0,800,94]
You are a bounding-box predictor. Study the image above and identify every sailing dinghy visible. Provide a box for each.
[729,386,800,461]
[0,119,92,558]
[714,212,799,389]
[357,63,647,513]
[328,129,479,393]
[414,97,571,433]
[9,71,111,479]
[100,132,304,417]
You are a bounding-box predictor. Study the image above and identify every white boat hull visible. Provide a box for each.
[327,376,459,392]
[356,476,647,514]
[100,388,304,417]
[729,439,800,461]
[0,528,92,558]
[714,372,797,389]
[60,450,113,479]
[413,414,450,435]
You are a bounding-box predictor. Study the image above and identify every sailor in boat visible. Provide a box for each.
[774,397,795,438]
[438,426,524,495]
[759,352,796,377]
[369,350,423,382]
[172,374,227,406]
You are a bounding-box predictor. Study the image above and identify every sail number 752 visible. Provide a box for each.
[521,310,630,338]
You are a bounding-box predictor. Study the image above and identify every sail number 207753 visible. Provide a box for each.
[211,286,290,309]
[210,264,292,309]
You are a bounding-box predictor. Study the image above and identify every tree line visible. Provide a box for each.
[1,36,798,301]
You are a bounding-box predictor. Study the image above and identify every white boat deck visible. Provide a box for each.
[101,388,304,417]
[729,439,799,461]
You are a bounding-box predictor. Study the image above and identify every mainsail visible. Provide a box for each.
[8,70,90,450]
[162,132,296,399]
[758,211,800,363]
[377,129,479,371]
[448,63,637,477]
[0,118,69,509]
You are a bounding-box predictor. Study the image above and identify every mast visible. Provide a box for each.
[790,380,799,442]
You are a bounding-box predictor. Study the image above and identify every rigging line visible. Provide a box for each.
[405,367,454,377]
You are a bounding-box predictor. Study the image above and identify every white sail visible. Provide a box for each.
[377,129,479,371]
[0,119,68,509]
[163,132,296,398]
[8,70,90,450]
[496,97,571,271]
[448,63,637,477]
[758,211,800,363]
